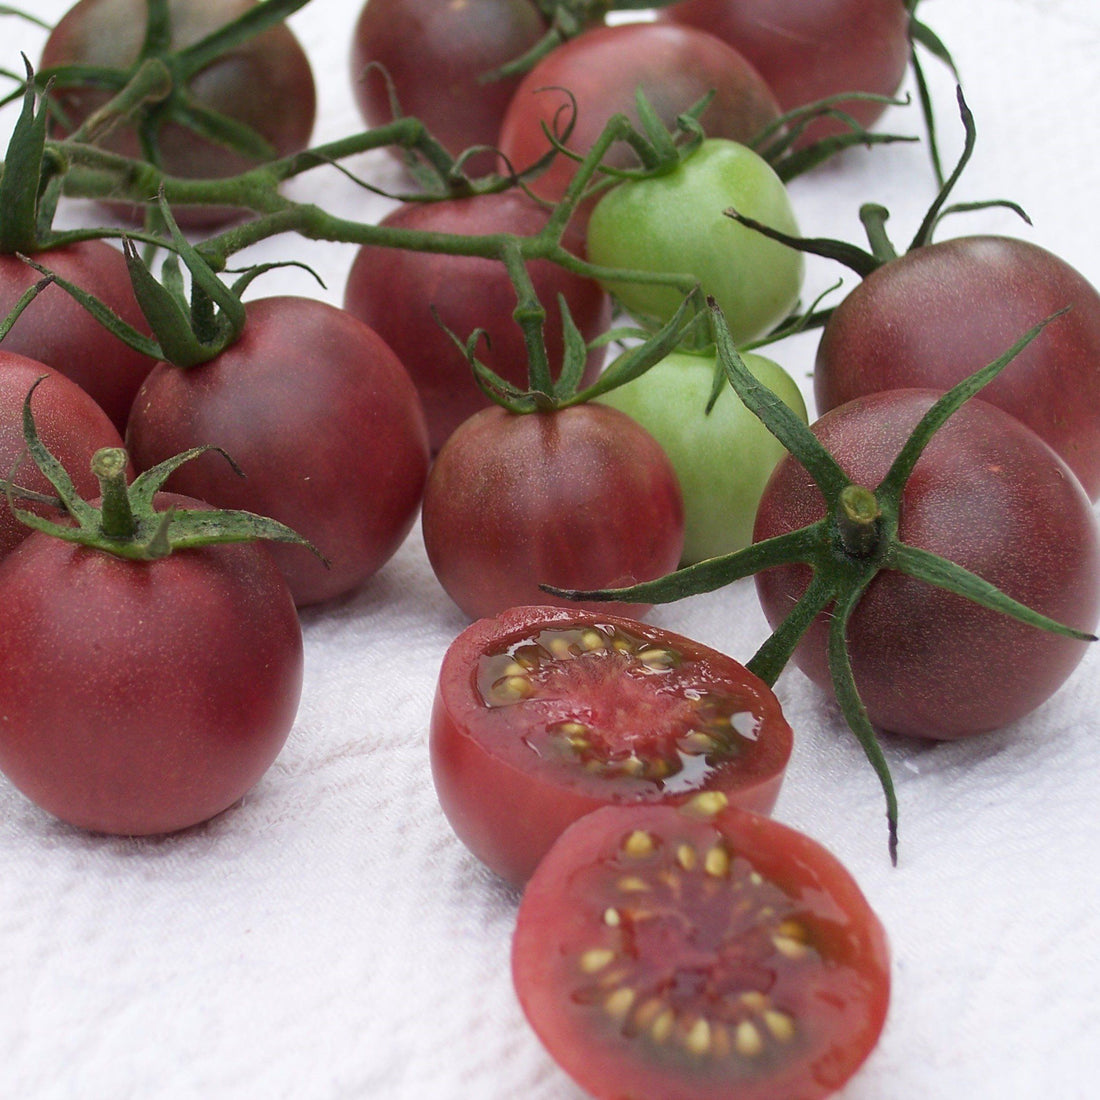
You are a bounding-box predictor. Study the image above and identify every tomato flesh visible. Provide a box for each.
[513,801,890,1100]
[431,606,792,886]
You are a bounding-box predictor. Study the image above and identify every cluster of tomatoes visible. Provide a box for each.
[1,1,1098,1099]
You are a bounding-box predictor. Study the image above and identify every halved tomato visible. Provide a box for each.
[513,797,890,1100]
[430,606,792,887]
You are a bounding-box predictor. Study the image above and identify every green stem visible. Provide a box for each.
[91,448,136,539]
[836,485,882,559]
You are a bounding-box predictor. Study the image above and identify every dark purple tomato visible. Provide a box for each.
[753,389,1100,740]
[342,191,611,452]
[0,352,131,558]
[660,0,911,147]
[350,0,548,170]
[431,605,793,887]
[815,236,1100,501]
[421,403,685,620]
[497,21,781,219]
[41,0,316,226]
[0,493,303,835]
[513,800,891,1100]
[0,241,157,430]
[125,296,430,607]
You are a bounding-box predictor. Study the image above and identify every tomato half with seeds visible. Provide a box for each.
[513,798,890,1100]
[431,605,792,887]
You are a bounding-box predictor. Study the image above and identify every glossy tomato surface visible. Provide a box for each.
[350,0,547,167]
[40,0,316,225]
[431,605,793,886]
[0,494,303,834]
[0,241,157,430]
[125,296,430,606]
[595,346,807,564]
[587,138,804,343]
[0,352,131,558]
[754,389,1100,739]
[661,0,911,147]
[815,235,1100,501]
[421,403,684,620]
[497,22,780,218]
[513,800,891,1100]
[342,191,611,452]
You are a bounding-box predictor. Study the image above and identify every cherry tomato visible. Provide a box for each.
[0,241,157,430]
[40,0,316,226]
[350,0,548,170]
[512,798,891,1100]
[587,138,804,343]
[595,346,807,564]
[754,389,1100,739]
[497,22,781,219]
[0,352,131,558]
[431,605,793,886]
[421,403,684,620]
[0,493,302,835]
[342,191,611,452]
[660,0,911,147]
[815,236,1100,501]
[125,296,430,607]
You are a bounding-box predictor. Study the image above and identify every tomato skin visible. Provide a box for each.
[754,389,1100,739]
[815,236,1100,501]
[497,22,781,218]
[0,242,157,431]
[660,0,911,147]
[587,139,804,343]
[595,347,807,564]
[350,0,548,167]
[431,605,793,886]
[513,801,890,1100]
[342,191,611,452]
[421,404,684,620]
[41,0,316,226]
[0,495,303,835]
[125,297,430,607]
[0,352,131,558]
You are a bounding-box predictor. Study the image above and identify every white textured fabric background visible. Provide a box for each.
[2,2,1099,1098]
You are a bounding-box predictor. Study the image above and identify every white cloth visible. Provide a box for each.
[2,2,1098,1098]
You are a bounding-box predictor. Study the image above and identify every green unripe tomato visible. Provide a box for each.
[595,347,807,564]
[587,139,805,345]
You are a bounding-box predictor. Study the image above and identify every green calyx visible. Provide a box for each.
[544,298,1094,863]
[8,377,318,562]
[0,58,62,255]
